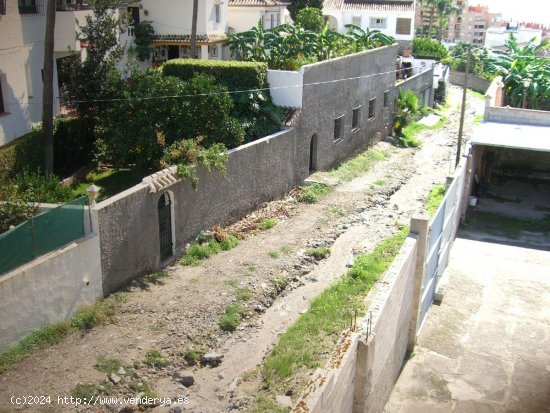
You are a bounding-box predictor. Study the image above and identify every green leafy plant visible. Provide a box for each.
[393,89,420,136]
[295,7,324,32]
[412,36,448,60]
[298,183,332,203]
[218,305,246,331]
[305,247,331,260]
[132,21,155,61]
[235,288,253,301]
[144,349,167,368]
[259,218,278,230]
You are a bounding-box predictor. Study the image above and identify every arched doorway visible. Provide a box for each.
[309,134,318,174]
[158,192,173,260]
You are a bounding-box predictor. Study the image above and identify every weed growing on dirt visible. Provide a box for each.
[142,271,170,284]
[328,207,347,216]
[218,305,246,331]
[305,247,331,260]
[224,279,240,288]
[235,288,253,301]
[298,183,332,203]
[144,349,167,368]
[181,236,239,266]
[268,250,279,259]
[280,245,292,255]
[71,383,99,400]
[95,357,124,374]
[253,227,409,407]
[269,275,288,291]
[181,347,205,365]
[0,293,126,373]
[398,117,446,148]
[330,148,389,181]
[259,218,278,230]
[373,179,386,187]
[425,184,446,217]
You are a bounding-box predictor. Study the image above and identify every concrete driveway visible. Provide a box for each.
[384,237,550,413]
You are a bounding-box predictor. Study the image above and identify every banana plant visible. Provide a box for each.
[344,24,395,52]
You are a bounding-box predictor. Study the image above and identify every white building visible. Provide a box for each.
[485,22,542,49]
[323,0,415,50]
[227,0,290,33]
[0,0,91,145]
[120,0,229,66]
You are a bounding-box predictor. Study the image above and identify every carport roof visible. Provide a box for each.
[472,122,550,153]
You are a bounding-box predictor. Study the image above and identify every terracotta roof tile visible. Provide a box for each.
[342,0,414,12]
[152,34,228,43]
[228,0,288,6]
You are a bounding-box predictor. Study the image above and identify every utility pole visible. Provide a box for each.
[42,0,56,174]
[456,45,471,168]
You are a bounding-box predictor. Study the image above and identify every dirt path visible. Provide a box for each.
[0,87,484,413]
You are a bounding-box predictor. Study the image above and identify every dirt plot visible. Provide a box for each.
[0,86,483,413]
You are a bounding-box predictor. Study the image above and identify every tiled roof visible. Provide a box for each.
[342,0,414,12]
[152,34,228,43]
[228,0,289,6]
[281,107,301,127]
[326,0,414,12]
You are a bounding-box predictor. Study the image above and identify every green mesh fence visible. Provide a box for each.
[0,196,87,275]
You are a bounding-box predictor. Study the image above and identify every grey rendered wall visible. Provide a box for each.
[299,45,398,171]
[97,129,304,294]
[0,235,102,352]
[396,69,434,107]
[449,70,491,94]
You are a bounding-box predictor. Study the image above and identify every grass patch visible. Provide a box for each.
[253,227,409,405]
[218,305,246,331]
[330,148,389,181]
[73,168,142,201]
[425,184,446,217]
[259,218,278,230]
[398,117,446,148]
[280,245,292,255]
[180,235,239,266]
[305,247,331,260]
[144,349,167,368]
[468,89,485,100]
[298,183,332,203]
[224,279,240,288]
[0,293,126,374]
[235,287,253,301]
[328,207,347,216]
[373,179,386,187]
[181,347,205,366]
[95,357,124,375]
[268,250,279,259]
[465,211,550,239]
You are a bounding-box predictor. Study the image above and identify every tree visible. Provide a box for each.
[287,0,323,22]
[42,0,56,174]
[190,0,198,58]
[295,7,324,32]
[435,0,460,41]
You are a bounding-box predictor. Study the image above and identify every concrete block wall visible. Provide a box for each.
[395,69,435,108]
[293,235,419,413]
[449,70,491,94]
[0,235,102,352]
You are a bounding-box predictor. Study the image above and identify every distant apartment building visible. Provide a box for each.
[485,21,543,49]
[121,0,229,66]
[323,0,415,51]
[227,0,290,33]
[445,5,492,44]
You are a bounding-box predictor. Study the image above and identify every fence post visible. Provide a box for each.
[408,217,429,351]
[353,334,376,413]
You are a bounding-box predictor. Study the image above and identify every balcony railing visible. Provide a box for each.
[56,1,91,11]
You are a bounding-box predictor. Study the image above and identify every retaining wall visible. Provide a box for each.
[0,235,102,352]
[293,235,419,413]
[449,70,491,94]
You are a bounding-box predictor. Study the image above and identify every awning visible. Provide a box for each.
[471,122,550,153]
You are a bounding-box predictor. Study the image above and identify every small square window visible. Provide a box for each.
[209,45,218,57]
[368,98,376,120]
[352,106,361,130]
[334,115,344,141]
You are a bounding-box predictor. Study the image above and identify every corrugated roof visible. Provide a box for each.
[152,34,228,43]
[472,122,550,153]
[324,0,344,11]
[228,0,288,6]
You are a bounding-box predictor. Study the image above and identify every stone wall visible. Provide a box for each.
[0,235,102,352]
[395,69,435,107]
[96,46,399,293]
[449,70,491,94]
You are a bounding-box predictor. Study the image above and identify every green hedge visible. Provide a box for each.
[0,130,44,181]
[412,37,448,60]
[0,118,89,181]
[162,59,268,90]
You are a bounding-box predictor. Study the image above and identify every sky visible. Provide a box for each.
[474,0,550,26]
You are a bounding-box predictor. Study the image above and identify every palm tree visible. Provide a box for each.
[42,0,56,174]
[435,0,460,41]
[190,0,198,58]
[344,24,395,52]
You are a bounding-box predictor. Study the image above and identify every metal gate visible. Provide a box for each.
[158,192,173,261]
[417,162,467,333]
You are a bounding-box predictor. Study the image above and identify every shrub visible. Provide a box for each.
[0,130,44,182]
[259,218,278,230]
[0,185,38,233]
[133,21,155,61]
[393,90,419,135]
[295,7,324,32]
[162,59,268,90]
[412,37,448,60]
[434,79,447,104]
[298,183,332,203]
[11,169,75,203]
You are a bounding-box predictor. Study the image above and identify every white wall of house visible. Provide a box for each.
[267,68,304,108]
[228,5,290,33]
[340,10,415,41]
[485,26,542,48]
[0,0,61,146]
